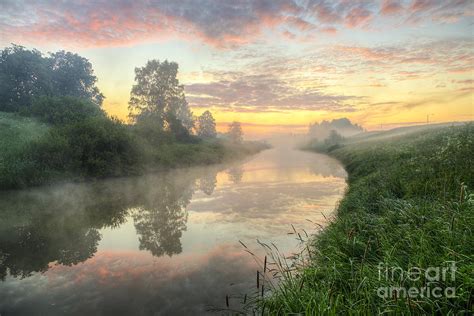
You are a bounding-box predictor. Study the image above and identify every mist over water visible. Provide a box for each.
[0,140,346,315]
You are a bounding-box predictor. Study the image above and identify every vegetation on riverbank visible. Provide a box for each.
[0,45,268,190]
[0,110,267,190]
[259,124,473,314]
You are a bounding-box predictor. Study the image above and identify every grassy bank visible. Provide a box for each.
[0,111,268,190]
[261,124,473,314]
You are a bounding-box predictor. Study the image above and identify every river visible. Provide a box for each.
[0,141,346,315]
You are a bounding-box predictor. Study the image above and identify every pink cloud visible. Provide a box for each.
[1,1,471,49]
[380,0,404,15]
[345,8,373,28]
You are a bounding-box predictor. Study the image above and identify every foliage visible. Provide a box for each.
[128,59,193,132]
[0,113,141,189]
[0,112,49,189]
[261,124,474,314]
[0,45,103,112]
[324,129,344,147]
[0,46,269,190]
[308,117,363,140]
[45,116,140,178]
[0,105,268,189]
[196,110,217,138]
[0,45,50,111]
[227,121,243,144]
[24,96,105,125]
[47,50,104,105]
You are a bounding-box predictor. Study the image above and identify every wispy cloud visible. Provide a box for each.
[185,71,358,112]
[1,0,472,48]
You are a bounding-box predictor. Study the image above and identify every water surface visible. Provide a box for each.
[0,143,346,315]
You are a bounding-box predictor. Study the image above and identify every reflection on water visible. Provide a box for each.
[0,144,346,315]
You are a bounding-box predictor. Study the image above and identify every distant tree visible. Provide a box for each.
[197,110,217,138]
[128,60,193,133]
[199,173,217,195]
[228,166,243,184]
[0,45,103,112]
[324,129,344,146]
[308,117,363,140]
[227,121,243,144]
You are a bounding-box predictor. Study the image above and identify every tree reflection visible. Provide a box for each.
[0,209,102,280]
[227,166,244,184]
[199,173,217,195]
[0,166,222,279]
[132,173,195,257]
[0,184,129,280]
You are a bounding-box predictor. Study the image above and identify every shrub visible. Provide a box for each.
[33,116,141,178]
[23,96,105,125]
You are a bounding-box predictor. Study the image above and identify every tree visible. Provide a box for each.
[128,60,193,133]
[48,51,104,106]
[0,45,104,112]
[227,121,243,144]
[196,110,217,138]
[324,130,344,146]
[0,45,51,111]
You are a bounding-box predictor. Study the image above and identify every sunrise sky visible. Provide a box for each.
[1,0,473,136]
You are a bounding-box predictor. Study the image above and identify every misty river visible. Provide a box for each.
[0,141,347,315]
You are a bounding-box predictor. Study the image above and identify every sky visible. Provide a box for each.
[1,0,473,136]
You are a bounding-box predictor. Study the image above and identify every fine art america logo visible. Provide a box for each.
[377,261,457,299]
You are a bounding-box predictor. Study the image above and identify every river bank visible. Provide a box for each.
[262,124,473,314]
[0,111,269,190]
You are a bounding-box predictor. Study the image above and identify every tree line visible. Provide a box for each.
[0,44,243,142]
[0,45,259,189]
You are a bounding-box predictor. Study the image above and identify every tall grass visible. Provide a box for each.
[248,124,473,314]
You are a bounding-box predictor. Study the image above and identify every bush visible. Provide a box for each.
[23,96,105,125]
[31,116,141,179]
[0,113,49,189]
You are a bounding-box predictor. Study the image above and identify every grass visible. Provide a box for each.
[249,124,473,315]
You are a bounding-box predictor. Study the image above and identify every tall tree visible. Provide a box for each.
[196,110,217,138]
[128,60,193,132]
[227,121,243,144]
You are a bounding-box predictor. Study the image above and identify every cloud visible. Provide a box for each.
[406,0,474,24]
[185,71,358,112]
[332,39,473,79]
[344,7,373,28]
[0,1,295,48]
[0,0,472,48]
[180,36,472,114]
[452,79,474,85]
[380,0,404,15]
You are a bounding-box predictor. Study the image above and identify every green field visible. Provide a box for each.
[260,124,474,314]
